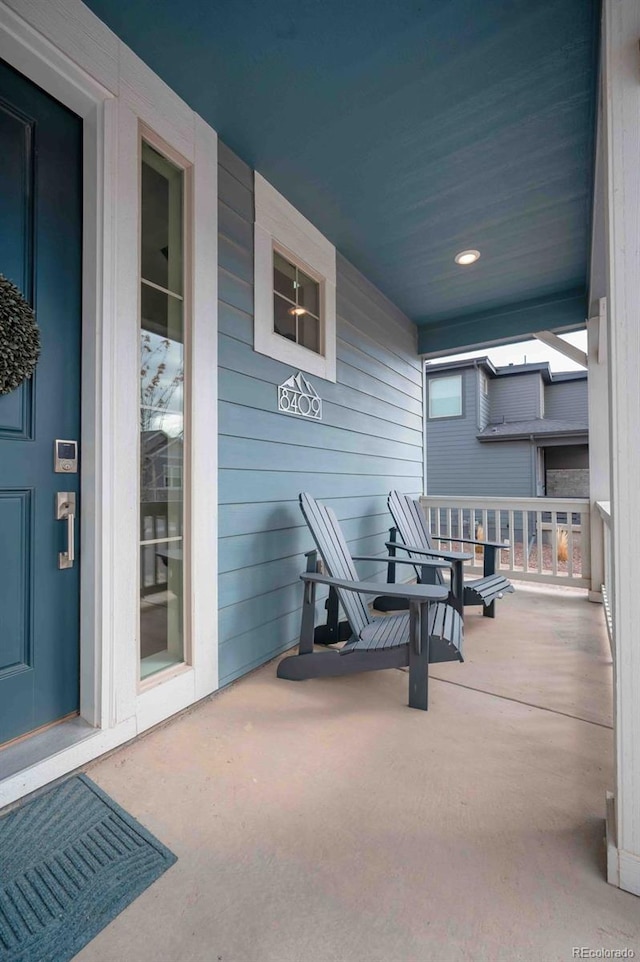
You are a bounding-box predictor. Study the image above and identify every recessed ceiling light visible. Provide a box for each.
[455,249,481,266]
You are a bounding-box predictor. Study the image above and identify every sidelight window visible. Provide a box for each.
[139,138,188,681]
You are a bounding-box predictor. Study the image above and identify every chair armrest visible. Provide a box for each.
[434,535,508,550]
[352,554,451,569]
[386,541,474,562]
[300,572,449,602]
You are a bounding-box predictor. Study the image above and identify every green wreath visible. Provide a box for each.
[0,273,41,395]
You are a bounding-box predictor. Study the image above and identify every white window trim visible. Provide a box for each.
[254,172,337,382]
[110,48,220,725]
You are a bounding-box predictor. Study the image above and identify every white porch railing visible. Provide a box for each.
[419,496,591,588]
[597,500,613,647]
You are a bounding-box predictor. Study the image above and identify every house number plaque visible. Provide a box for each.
[278,372,322,421]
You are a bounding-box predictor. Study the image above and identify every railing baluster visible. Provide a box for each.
[481,509,488,574]
[551,510,558,577]
[567,513,574,579]
[472,510,478,565]
[581,506,591,582]
[522,510,529,574]
[537,511,543,574]
[508,509,515,571]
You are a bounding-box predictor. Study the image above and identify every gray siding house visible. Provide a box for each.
[425,358,588,498]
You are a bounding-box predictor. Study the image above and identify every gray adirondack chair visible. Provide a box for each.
[380,490,515,619]
[276,493,464,710]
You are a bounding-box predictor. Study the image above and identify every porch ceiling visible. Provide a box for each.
[85,0,600,350]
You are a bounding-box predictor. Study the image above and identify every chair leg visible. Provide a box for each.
[298,578,317,654]
[482,544,497,618]
[408,600,430,710]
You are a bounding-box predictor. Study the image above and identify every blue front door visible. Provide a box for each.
[0,60,82,745]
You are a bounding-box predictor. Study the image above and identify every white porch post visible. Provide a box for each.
[587,302,610,602]
[603,0,640,896]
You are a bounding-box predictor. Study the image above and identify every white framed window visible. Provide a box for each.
[254,173,337,381]
[428,374,463,418]
[273,249,322,354]
[139,131,190,683]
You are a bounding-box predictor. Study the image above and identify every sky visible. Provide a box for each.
[427,330,588,373]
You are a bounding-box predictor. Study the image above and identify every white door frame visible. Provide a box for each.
[0,0,218,808]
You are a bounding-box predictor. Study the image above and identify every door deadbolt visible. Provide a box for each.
[54,439,78,473]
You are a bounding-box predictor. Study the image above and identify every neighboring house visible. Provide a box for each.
[425,359,589,498]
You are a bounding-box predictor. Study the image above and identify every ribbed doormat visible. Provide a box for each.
[0,774,177,962]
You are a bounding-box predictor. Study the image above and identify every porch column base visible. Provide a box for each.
[588,589,603,604]
[606,791,640,897]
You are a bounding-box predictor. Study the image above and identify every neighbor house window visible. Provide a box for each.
[429,375,462,418]
[164,464,183,489]
[254,173,336,381]
[139,137,189,682]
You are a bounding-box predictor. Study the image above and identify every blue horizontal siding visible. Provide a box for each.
[219,333,422,429]
[219,234,253,283]
[219,402,422,461]
[219,268,253,315]
[217,145,422,684]
[219,470,423,505]
[219,301,252,342]
[337,337,422,398]
[219,368,423,447]
[219,495,396,539]
[219,200,253,250]
[220,436,421,478]
[335,358,422,416]
[218,533,390,611]
[338,317,422,387]
[218,165,253,220]
[219,511,394,576]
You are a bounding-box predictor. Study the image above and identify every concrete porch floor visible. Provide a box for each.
[78,584,639,962]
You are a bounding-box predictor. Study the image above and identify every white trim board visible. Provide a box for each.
[0,0,219,803]
[603,0,640,897]
[254,172,337,382]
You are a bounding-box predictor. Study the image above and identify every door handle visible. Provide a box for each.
[56,492,76,569]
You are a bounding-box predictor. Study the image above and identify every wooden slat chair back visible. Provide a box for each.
[387,490,515,618]
[299,492,371,639]
[387,490,446,588]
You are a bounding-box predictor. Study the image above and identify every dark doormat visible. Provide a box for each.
[0,774,177,962]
